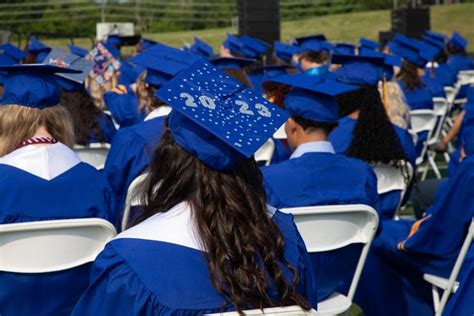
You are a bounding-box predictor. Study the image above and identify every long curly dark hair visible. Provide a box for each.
[396,60,425,91]
[337,85,408,166]
[60,88,107,145]
[134,129,311,314]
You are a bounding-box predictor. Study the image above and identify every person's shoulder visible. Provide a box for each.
[114,116,165,142]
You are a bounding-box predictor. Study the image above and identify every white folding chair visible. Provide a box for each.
[457,70,474,86]
[273,124,287,140]
[254,138,275,166]
[443,86,456,105]
[423,219,474,316]
[122,172,149,231]
[280,204,379,316]
[409,109,437,168]
[372,161,413,219]
[103,110,120,129]
[74,143,111,170]
[0,218,116,273]
[205,305,317,315]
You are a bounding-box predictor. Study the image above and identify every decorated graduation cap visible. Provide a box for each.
[44,48,94,92]
[0,43,27,62]
[268,72,358,123]
[0,64,81,109]
[190,36,214,58]
[359,37,379,50]
[155,59,288,170]
[334,43,356,55]
[68,44,89,58]
[239,35,271,59]
[27,36,51,63]
[222,33,243,55]
[210,57,256,70]
[449,32,468,50]
[332,53,385,86]
[273,41,299,63]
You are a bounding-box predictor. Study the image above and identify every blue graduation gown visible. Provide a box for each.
[329,117,416,219]
[88,113,117,144]
[0,145,115,316]
[425,64,457,87]
[398,80,434,111]
[104,89,145,128]
[270,138,292,164]
[72,204,317,315]
[448,54,474,74]
[261,142,380,301]
[354,155,474,316]
[104,116,166,217]
[421,75,446,98]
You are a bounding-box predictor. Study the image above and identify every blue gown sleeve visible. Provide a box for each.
[99,114,118,143]
[103,130,151,217]
[71,244,160,316]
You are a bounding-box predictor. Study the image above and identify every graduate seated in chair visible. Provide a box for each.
[355,126,474,316]
[72,60,317,315]
[260,73,380,301]
[447,32,474,74]
[0,65,115,315]
[329,54,416,219]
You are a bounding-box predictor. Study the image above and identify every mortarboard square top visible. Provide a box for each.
[334,43,356,55]
[155,59,288,170]
[292,34,327,46]
[131,43,203,77]
[222,33,243,55]
[239,35,270,59]
[268,73,358,123]
[210,57,256,71]
[27,36,50,53]
[191,36,214,58]
[140,38,158,51]
[274,41,299,63]
[68,44,89,58]
[332,53,384,86]
[0,64,81,109]
[359,37,379,50]
[425,31,448,42]
[0,43,27,62]
[449,32,468,50]
[391,34,436,67]
[423,36,445,50]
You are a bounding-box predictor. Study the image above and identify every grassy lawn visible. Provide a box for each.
[41,3,474,53]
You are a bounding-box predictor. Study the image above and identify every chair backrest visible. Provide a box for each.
[273,124,287,140]
[280,204,379,300]
[430,97,449,144]
[254,138,275,166]
[372,161,413,195]
[409,110,438,164]
[74,143,111,170]
[122,172,149,231]
[205,305,317,315]
[0,218,116,273]
[436,218,474,315]
[457,70,474,85]
[443,86,456,104]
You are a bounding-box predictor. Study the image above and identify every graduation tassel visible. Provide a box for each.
[382,73,389,111]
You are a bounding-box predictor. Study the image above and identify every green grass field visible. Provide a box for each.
[42,3,474,53]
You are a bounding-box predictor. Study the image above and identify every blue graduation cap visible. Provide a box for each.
[210,57,256,70]
[190,36,214,58]
[0,64,81,109]
[273,41,299,63]
[391,34,438,67]
[332,53,385,86]
[359,37,379,50]
[359,47,401,80]
[248,64,294,94]
[424,31,448,43]
[44,48,94,91]
[239,35,270,59]
[0,43,27,62]
[422,35,445,50]
[27,36,51,63]
[68,44,89,58]
[118,60,145,86]
[140,38,158,51]
[222,33,243,55]
[106,34,122,48]
[131,43,202,76]
[334,43,356,55]
[0,55,16,84]
[449,32,468,50]
[155,60,288,170]
[292,34,327,46]
[267,72,358,123]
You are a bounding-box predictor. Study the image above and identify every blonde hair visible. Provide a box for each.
[0,105,75,157]
[379,81,410,129]
[136,71,161,115]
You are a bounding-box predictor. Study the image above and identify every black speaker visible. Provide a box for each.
[391,7,430,39]
[237,0,280,46]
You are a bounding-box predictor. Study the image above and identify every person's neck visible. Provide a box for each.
[294,132,328,148]
[29,126,55,147]
[348,110,360,120]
